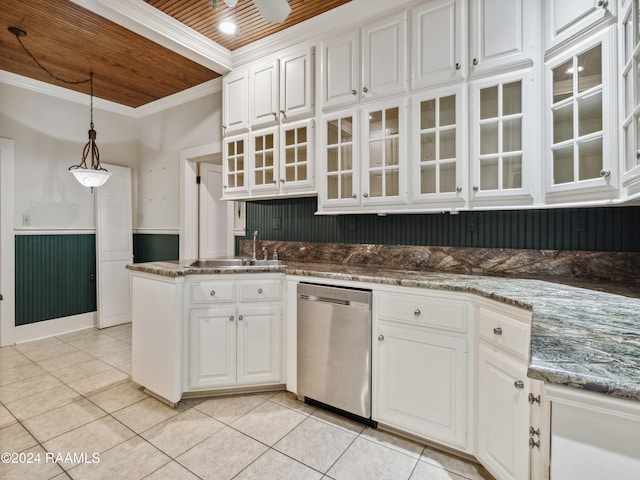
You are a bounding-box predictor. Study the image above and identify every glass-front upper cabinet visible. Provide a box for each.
[222,134,249,199]
[321,113,360,209]
[545,28,617,203]
[620,0,640,196]
[412,85,466,210]
[361,99,407,208]
[280,119,315,194]
[250,127,279,196]
[470,71,536,207]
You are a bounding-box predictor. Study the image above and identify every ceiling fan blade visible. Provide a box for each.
[253,0,291,23]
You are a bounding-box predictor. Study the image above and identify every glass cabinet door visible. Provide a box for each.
[223,135,248,198]
[251,127,279,193]
[281,119,314,193]
[621,0,640,180]
[324,114,358,204]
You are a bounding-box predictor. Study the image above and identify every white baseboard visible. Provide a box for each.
[14,312,97,344]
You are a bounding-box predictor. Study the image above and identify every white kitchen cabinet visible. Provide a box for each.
[545,0,616,53]
[545,27,618,204]
[374,290,469,451]
[475,301,549,480]
[250,60,280,128]
[321,12,406,111]
[411,0,465,90]
[187,276,284,391]
[280,119,315,194]
[620,0,640,198]
[279,48,315,123]
[222,134,249,200]
[470,0,537,75]
[222,70,249,135]
[411,84,467,209]
[469,70,537,207]
[547,384,640,480]
[249,126,280,195]
[319,98,408,213]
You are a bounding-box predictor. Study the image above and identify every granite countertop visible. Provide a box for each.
[127,260,640,402]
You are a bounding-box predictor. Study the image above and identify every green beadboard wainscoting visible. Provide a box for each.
[133,234,179,263]
[240,197,640,253]
[15,234,97,326]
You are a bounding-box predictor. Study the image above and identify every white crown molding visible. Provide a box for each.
[0,70,222,118]
[69,0,232,74]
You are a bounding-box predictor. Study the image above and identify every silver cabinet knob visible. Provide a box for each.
[455,62,461,70]
[456,185,462,193]
[280,109,287,119]
[600,169,611,177]
[472,58,478,66]
[351,89,357,95]
[280,178,285,183]
[493,327,502,335]
[352,193,357,198]
[362,87,369,93]
[597,0,608,7]
[378,334,384,341]
[238,315,244,321]
[258,288,263,294]
[514,380,525,389]
[229,315,235,322]
[414,309,421,316]
[363,193,369,198]
[473,185,479,192]
[222,125,227,131]
[210,290,216,297]
[273,180,277,184]
[271,112,278,119]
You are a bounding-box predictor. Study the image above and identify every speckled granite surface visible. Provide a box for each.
[128,242,640,402]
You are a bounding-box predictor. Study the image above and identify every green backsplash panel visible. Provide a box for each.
[240,197,640,252]
[133,234,179,263]
[15,234,96,326]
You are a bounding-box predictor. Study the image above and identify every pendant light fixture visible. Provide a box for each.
[8,26,110,188]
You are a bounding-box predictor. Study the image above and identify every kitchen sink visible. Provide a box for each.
[187,258,286,268]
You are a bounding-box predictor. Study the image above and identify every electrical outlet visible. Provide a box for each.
[272,217,282,230]
[573,212,586,233]
[22,214,31,226]
[467,215,477,232]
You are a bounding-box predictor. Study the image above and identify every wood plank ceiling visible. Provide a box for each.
[145,0,352,51]
[0,0,351,108]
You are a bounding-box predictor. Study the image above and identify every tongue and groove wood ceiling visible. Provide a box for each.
[1,0,351,108]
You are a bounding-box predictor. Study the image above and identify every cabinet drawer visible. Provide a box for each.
[191,281,235,303]
[478,307,530,359]
[238,280,282,301]
[376,293,467,333]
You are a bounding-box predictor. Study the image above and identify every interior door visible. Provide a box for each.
[95,163,133,329]
[199,162,229,259]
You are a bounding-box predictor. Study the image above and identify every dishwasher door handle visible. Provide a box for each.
[298,294,349,306]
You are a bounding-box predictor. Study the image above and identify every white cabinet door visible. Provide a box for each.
[411,85,467,209]
[237,305,282,385]
[321,30,360,111]
[249,126,280,196]
[361,99,408,207]
[250,60,280,128]
[545,27,617,204]
[545,0,616,52]
[470,0,535,74]
[280,47,314,122]
[362,12,407,100]
[280,119,315,194]
[375,320,467,450]
[477,343,530,480]
[189,307,237,389]
[223,70,249,134]
[222,134,249,199]
[411,0,464,90]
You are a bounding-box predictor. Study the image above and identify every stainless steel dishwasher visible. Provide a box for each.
[297,282,374,423]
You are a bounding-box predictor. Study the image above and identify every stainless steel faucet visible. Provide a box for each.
[252,230,258,261]
[262,247,268,260]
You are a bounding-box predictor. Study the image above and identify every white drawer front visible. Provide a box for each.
[478,307,530,359]
[238,280,282,301]
[191,281,235,303]
[377,293,467,333]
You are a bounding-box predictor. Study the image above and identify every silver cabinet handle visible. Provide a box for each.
[210,290,216,297]
[272,112,278,119]
[351,89,357,95]
[362,87,369,93]
[258,288,263,294]
[528,393,541,405]
[273,180,277,184]
[352,193,357,198]
[529,427,540,437]
[229,315,235,322]
[456,185,462,193]
[493,327,502,335]
[514,380,525,389]
[363,193,369,198]
[414,309,421,316]
[280,179,285,183]
[378,334,384,341]
[529,438,540,449]
[280,109,286,119]
[238,315,244,321]
[472,58,478,66]
[597,0,608,7]
[455,62,461,70]
[600,169,610,177]
[473,185,479,192]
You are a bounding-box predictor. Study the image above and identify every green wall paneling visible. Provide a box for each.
[240,197,640,253]
[133,234,179,263]
[15,234,96,326]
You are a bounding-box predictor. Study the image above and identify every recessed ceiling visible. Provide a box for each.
[1,0,351,108]
[144,0,352,51]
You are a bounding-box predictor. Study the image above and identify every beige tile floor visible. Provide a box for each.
[0,325,489,480]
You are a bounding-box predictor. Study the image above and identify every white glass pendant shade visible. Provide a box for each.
[69,168,111,187]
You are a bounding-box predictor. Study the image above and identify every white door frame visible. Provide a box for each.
[179,142,234,260]
[0,139,15,347]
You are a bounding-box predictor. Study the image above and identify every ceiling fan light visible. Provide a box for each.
[219,21,237,35]
[253,0,291,23]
